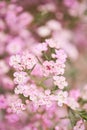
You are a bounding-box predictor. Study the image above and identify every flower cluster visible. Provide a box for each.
[10,39,79,112]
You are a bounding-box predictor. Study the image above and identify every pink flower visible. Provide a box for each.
[56,91,68,107]
[52,49,67,63]
[14,71,29,85]
[21,51,37,70]
[35,42,48,53]
[55,126,60,130]
[7,95,26,114]
[11,99,26,114]
[0,60,9,75]
[53,60,65,75]
[6,37,24,54]
[0,95,7,109]
[1,76,14,90]
[69,89,80,101]
[15,85,30,97]
[53,76,68,89]
[5,114,19,123]
[9,54,22,70]
[66,97,79,110]
[73,120,85,130]
[37,26,51,37]
[42,60,55,77]
[0,19,5,30]
[46,20,62,31]
[18,12,33,27]
[45,39,58,48]
[63,0,76,7]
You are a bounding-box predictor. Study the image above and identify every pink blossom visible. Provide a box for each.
[7,95,26,114]
[53,60,65,75]
[11,99,26,114]
[53,76,68,89]
[46,20,62,31]
[1,76,14,90]
[52,49,67,63]
[42,60,55,77]
[69,89,80,101]
[6,37,24,54]
[73,120,85,130]
[0,60,9,75]
[21,51,37,70]
[5,114,19,123]
[63,0,76,8]
[0,95,7,109]
[66,97,79,110]
[56,91,68,107]
[35,42,48,53]
[55,126,60,130]
[9,54,22,69]
[15,85,30,97]
[46,38,58,48]
[14,71,29,85]
[0,19,5,30]
[18,12,33,27]
[37,26,51,37]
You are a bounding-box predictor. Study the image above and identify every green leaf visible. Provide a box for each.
[78,110,87,121]
[68,108,77,127]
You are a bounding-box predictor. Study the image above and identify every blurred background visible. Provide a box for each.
[0,0,87,129]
